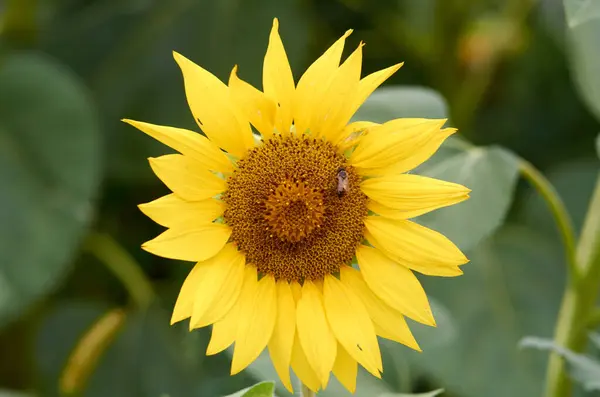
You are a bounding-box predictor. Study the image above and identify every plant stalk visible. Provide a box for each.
[519,160,578,278]
[545,175,600,397]
[84,232,155,308]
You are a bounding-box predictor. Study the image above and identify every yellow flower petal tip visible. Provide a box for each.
[134,19,468,393]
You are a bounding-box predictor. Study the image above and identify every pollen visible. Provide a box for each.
[223,135,369,282]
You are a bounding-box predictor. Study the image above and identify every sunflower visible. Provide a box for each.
[124,18,469,394]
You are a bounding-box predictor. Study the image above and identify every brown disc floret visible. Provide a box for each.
[222,135,368,282]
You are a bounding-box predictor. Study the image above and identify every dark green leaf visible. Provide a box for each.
[351,86,448,123]
[417,146,520,251]
[564,0,600,121]
[0,53,101,328]
[223,381,275,397]
[520,336,600,391]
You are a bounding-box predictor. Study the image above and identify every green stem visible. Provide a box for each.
[84,232,155,308]
[545,175,600,397]
[519,160,578,278]
[301,383,316,397]
[1,0,37,47]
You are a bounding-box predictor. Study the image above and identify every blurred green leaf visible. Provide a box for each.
[379,389,444,397]
[0,53,101,328]
[387,225,564,397]
[351,86,448,123]
[223,381,275,397]
[596,134,600,158]
[564,0,600,121]
[417,146,520,251]
[520,336,600,391]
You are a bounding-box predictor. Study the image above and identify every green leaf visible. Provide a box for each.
[223,381,275,397]
[520,336,600,391]
[379,389,444,397]
[0,53,101,328]
[417,146,520,251]
[386,225,565,397]
[563,0,600,121]
[351,86,448,123]
[596,134,600,158]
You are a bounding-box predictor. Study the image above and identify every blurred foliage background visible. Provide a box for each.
[0,0,599,396]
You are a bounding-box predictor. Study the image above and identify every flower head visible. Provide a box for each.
[124,18,469,394]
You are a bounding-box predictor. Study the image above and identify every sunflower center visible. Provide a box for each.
[264,180,325,243]
[223,135,369,282]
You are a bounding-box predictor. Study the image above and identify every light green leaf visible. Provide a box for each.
[417,146,520,251]
[520,336,600,391]
[0,53,101,328]
[385,225,565,397]
[379,389,444,397]
[223,381,275,397]
[352,86,448,123]
[563,0,600,121]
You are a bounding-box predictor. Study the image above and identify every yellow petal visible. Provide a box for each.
[229,65,276,139]
[173,52,254,158]
[149,154,225,201]
[122,119,233,172]
[355,245,435,326]
[323,275,382,377]
[171,262,207,324]
[340,266,420,351]
[350,63,403,113]
[231,271,277,375]
[362,174,470,219]
[364,216,468,272]
[263,18,295,135]
[138,194,225,228]
[315,43,364,142]
[206,300,240,355]
[350,119,454,174]
[291,333,321,392]
[296,281,337,385]
[294,29,352,136]
[332,343,358,394]
[189,244,246,329]
[268,281,296,392]
[365,230,463,277]
[141,223,231,262]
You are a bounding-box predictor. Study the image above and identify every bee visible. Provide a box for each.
[336,167,349,197]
